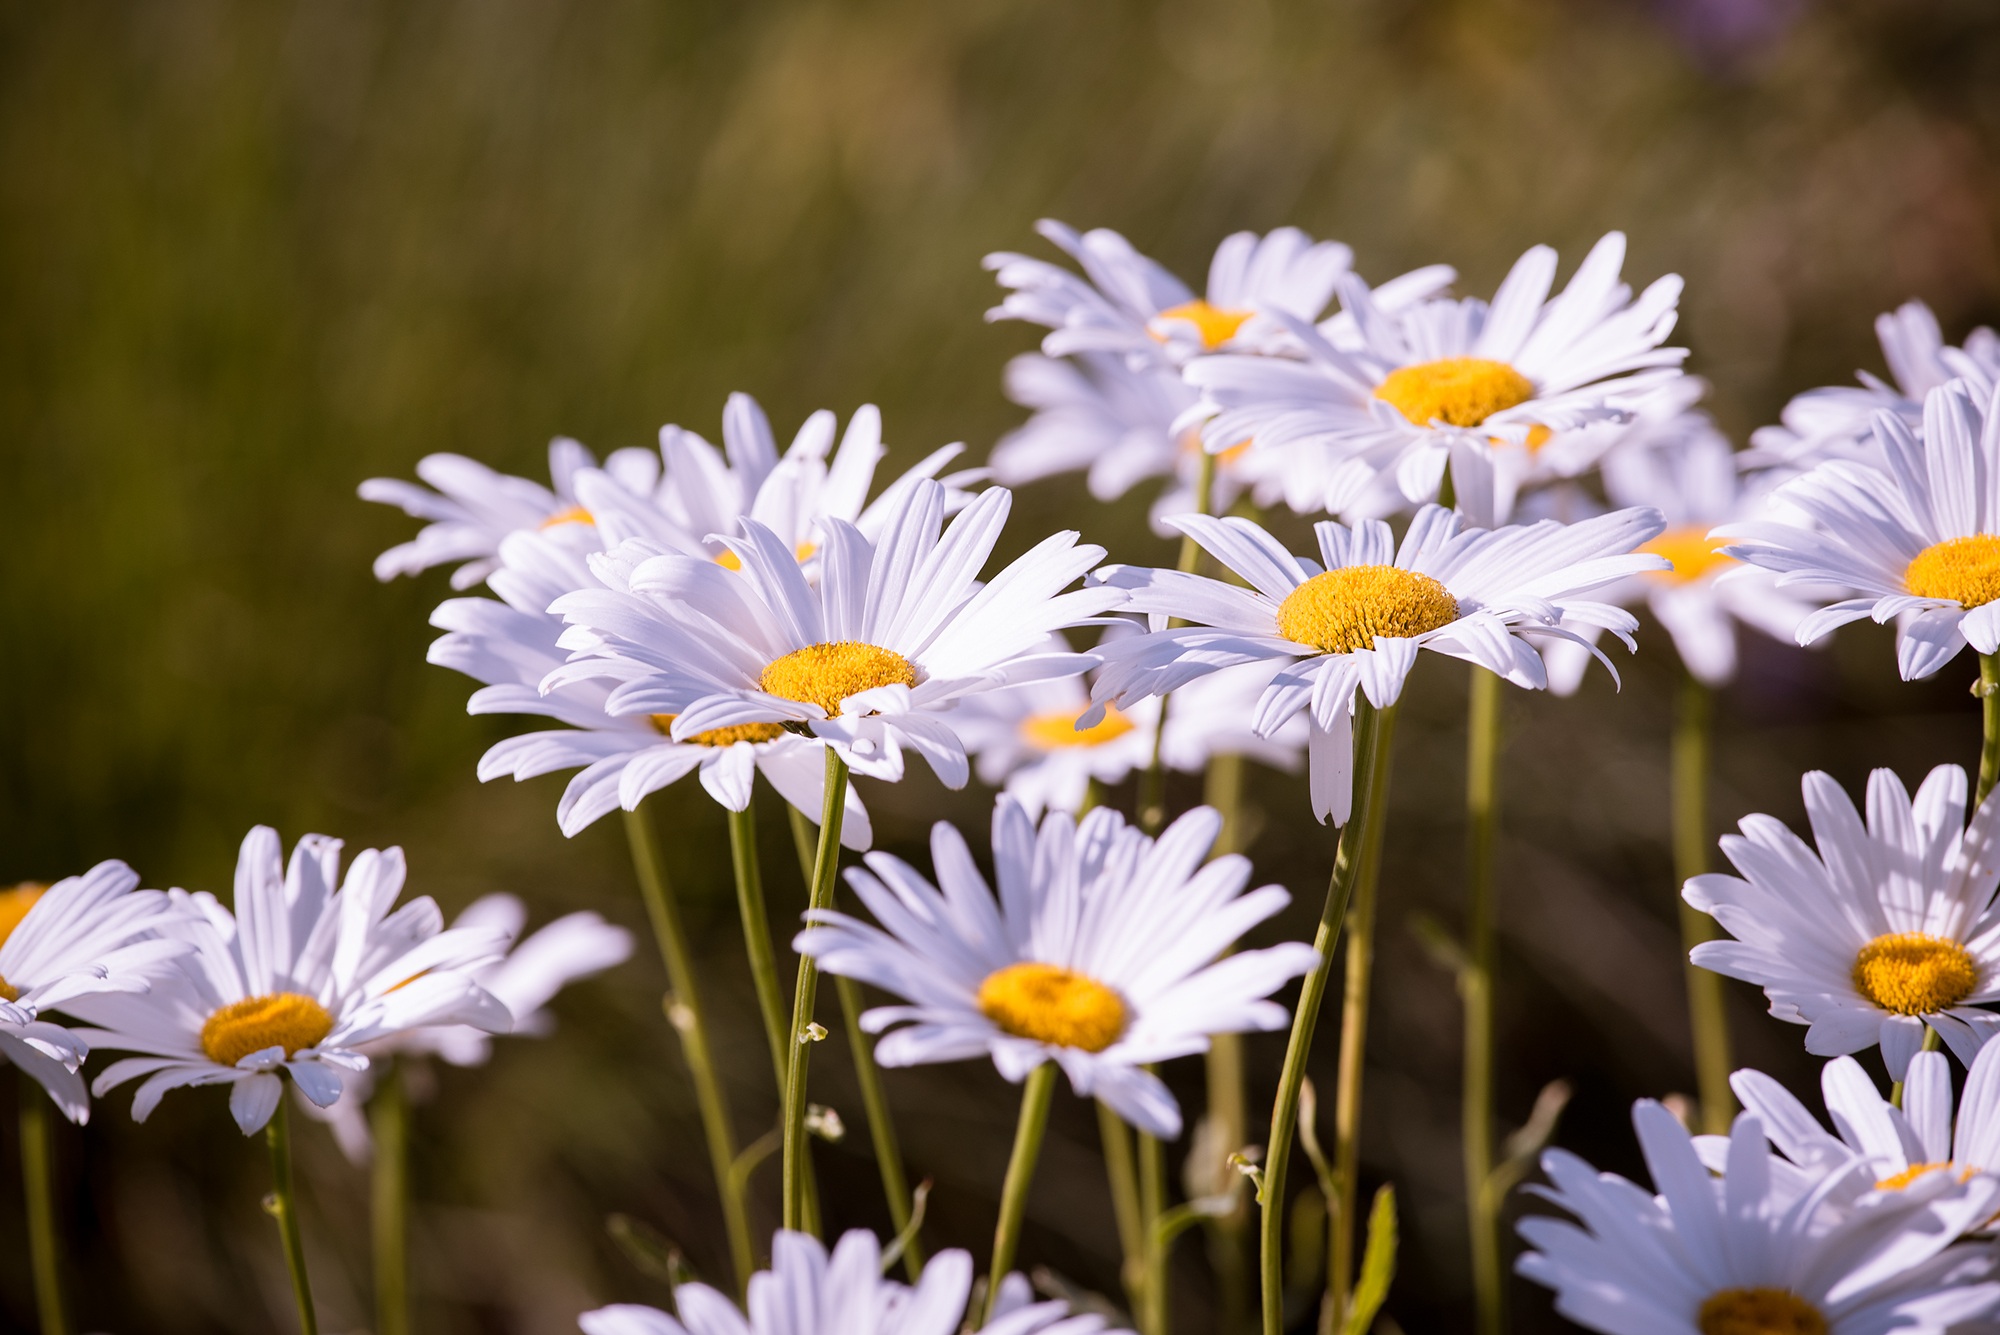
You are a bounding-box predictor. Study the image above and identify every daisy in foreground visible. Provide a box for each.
[795,795,1315,1137]
[1087,504,1667,822]
[1719,378,2000,682]
[1518,1100,2000,1335]
[581,1229,1126,1335]
[1684,764,2000,1078]
[70,826,512,1133]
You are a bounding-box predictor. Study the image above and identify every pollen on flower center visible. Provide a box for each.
[1152,299,1253,350]
[977,962,1127,1052]
[1020,705,1136,750]
[1904,535,2000,609]
[1375,357,1536,429]
[1874,1161,1971,1191]
[1641,526,1736,584]
[539,505,594,530]
[1697,1288,1827,1335]
[715,539,819,573]
[1851,933,1979,1015]
[648,714,788,747]
[1276,565,1460,654]
[0,883,46,1001]
[759,642,918,718]
[200,992,336,1068]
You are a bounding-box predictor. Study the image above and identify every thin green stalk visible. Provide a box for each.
[1673,672,1734,1137]
[984,1063,1059,1326]
[1259,701,1399,1335]
[1139,1108,1167,1335]
[20,1084,68,1335]
[783,748,851,1232]
[265,1099,319,1335]
[1980,653,2000,804]
[371,1062,410,1335]
[729,802,790,1088]
[623,805,754,1291]
[1464,667,1503,1335]
[1204,751,1251,1335]
[1097,1098,1146,1309]
[1891,1027,1945,1108]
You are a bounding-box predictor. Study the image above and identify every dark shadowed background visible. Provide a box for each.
[1,1,1998,1330]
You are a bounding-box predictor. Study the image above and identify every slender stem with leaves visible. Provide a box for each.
[1098,1097,1146,1307]
[265,1098,319,1335]
[20,1083,68,1335]
[1980,653,2000,804]
[983,1062,1059,1325]
[782,748,850,1232]
[729,802,789,1088]
[1672,671,1734,1136]
[1463,667,1504,1335]
[372,1061,411,1335]
[1203,750,1252,1335]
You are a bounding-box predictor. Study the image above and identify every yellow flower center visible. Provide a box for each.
[199,992,336,1067]
[1374,357,1536,429]
[1873,1161,1975,1191]
[1852,933,1979,1015]
[647,714,788,747]
[1697,1289,1827,1335]
[1275,566,1460,654]
[759,642,918,718]
[1641,526,1736,584]
[0,884,48,1003]
[539,505,594,530]
[715,540,820,573]
[1020,705,1136,750]
[1152,299,1254,351]
[977,962,1127,1052]
[1905,535,2000,609]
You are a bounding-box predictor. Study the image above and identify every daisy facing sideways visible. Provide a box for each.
[580,1228,1128,1335]
[794,796,1317,1138]
[547,478,1122,788]
[1684,764,2000,1079]
[70,826,513,1134]
[1518,1100,2000,1335]
[1719,378,2000,683]
[0,863,189,1122]
[1087,504,1667,823]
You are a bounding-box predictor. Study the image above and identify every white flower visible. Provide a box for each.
[1719,378,2000,683]
[71,827,512,1134]
[0,864,188,1123]
[430,523,872,840]
[1185,233,1687,526]
[1747,301,2000,472]
[794,797,1317,1137]
[1087,505,1666,823]
[580,1229,1125,1335]
[1684,763,2000,1080]
[1518,1099,2000,1335]
[546,479,1122,788]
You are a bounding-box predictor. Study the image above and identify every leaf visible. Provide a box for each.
[1341,1185,1397,1335]
[606,1213,687,1289]
[879,1178,932,1275]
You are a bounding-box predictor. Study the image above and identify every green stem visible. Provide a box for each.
[729,802,790,1089]
[984,1063,1059,1325]
[265,1099,319,1335]
[1097,1098,1146,1309]
[1672,672,1734,1137]
[371,1062,410,1335]
[1465,668,1503,1335]
[1203,752,1251,1335]
[623,805,754,1291]
[20,1083,68,1335]
[1891,1027,1945,1108]
[783,748,850,1233]
[1259,701,1399,1335]
[1980,653,2000,804]
[1140,1107,1168,1335]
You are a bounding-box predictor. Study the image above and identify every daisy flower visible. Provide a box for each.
[429,523,871,840]
[1684,763,2000,1079]
[1718,378,2000,683]
[1185,233,1687,526]
[793,796,1317,1137]
[546,478,1122,788]
[1747,301,2000,472]
[1518,1099,2000,1335]
[0,864,188,1122]
[1086,504,1668,823]
[70,826,512,1134]
[580,1229,1126,1335]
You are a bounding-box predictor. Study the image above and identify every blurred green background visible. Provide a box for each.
[1,1,1998,1330]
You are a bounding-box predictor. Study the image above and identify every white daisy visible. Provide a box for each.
[1718,378,2000,683]
[1747,301,2000,472]
[793,796,1317,1137]
[1518,1099,2000,1335]
[429,522,871,841]
[1185,233,1687,526]
[1086,504,1667,823]
[70,826,512,1134]
[1684,763,2000,1080]
[545,478,1122,788]
[0,865,188,1123]
[580,1229,1125,1335]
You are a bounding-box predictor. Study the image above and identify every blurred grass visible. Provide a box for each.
[0,0,1997,1330]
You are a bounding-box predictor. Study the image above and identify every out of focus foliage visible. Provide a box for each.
[0,1,1996,1330]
